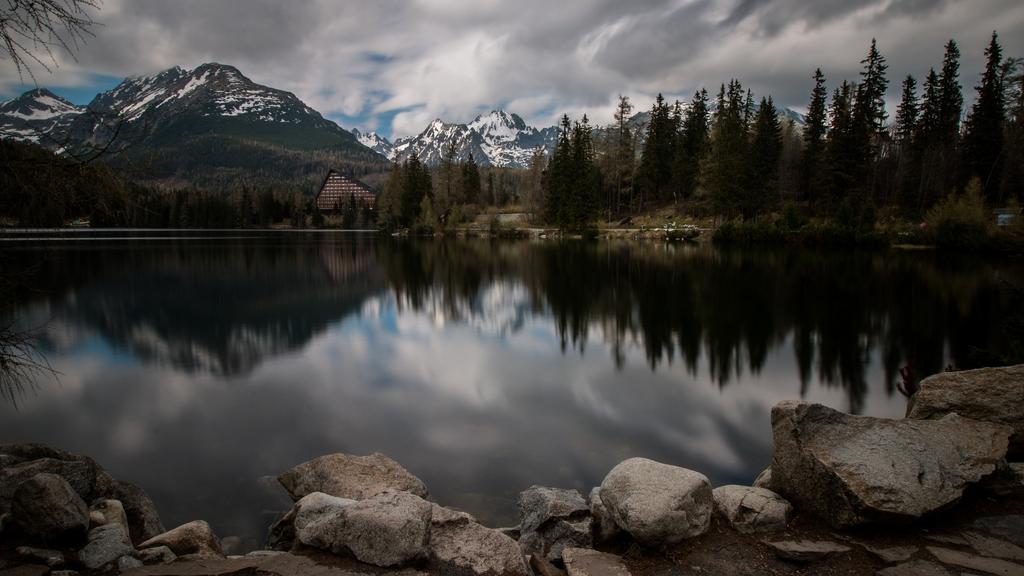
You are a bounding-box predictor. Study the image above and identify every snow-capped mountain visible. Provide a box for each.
[65,62,374,155]
[372,110,558,168]
[351,128,394,157]
[0,88,84,145]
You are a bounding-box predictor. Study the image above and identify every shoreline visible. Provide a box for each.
[1,364,1022,575]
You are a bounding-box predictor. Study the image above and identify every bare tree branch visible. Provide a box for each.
[1,0,102,83]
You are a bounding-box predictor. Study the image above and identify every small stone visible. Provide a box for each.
[51,571,79,576]
[220,536,243,556]
[861,544,918,564]
[428,503,530,576]
[15,547,64,567]
[0,566,50,576]
[712,485,791,534]
[138,520,223,559]
[876,559,951,576]
[116,555,143,571]
[764,539,851,562]
[562,548,631,576]
[963,531,1024,561]
[90,499,130,536]
[498,526,521,540]
[927,546,1024,575]
[517,486,592,561]
[599,458,712,545]
[138,546,176,565]
[244,550,285,558]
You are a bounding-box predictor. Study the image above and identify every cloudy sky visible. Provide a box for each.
[2,0,1023,139]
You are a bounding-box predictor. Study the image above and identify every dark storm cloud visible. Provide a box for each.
[0,0,1021,137]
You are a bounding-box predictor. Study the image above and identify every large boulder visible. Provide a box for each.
[11,473,89,541]
[294,490,431,567]
[78,523,135,570]
[599,458,712,545]
[712,485,791,534]
[138,520,224,559]
[771,401,1012,528]
[517,486,592,561]
[907,364,1024,458]
[278,452,428,502]
[428,503,530,576]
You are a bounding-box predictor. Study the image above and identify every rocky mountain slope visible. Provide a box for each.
[0,88,85,147]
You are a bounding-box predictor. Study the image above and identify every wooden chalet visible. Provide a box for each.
[315,170,376,212]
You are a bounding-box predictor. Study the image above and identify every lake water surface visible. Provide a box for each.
[1,231,1021,551]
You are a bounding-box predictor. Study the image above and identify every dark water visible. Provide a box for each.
[1,231,1021,551]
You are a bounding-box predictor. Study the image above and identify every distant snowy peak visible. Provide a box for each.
[380,109,557,168]
[351,128,394,156]
[0,88,84,144]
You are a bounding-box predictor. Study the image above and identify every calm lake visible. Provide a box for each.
[1,231,1021,551]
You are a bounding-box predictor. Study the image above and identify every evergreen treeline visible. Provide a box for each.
[542,33,1022,234]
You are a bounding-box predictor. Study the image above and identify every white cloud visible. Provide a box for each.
[1,0,1021,138]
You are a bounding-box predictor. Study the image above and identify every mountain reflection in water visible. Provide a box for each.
[1,232,1020,551]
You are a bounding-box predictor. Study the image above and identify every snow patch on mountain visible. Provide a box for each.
[0,88,84,144]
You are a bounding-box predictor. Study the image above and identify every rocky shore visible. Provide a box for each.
[2,364,1023,576]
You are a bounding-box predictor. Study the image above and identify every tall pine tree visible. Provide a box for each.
[672,88,710,201]
[744,96,783,218]
[962,31,1005,201]
[801,68,829,203]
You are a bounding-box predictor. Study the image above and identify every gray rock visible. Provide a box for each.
[51,571,79,576]
[295,490,430,567]
[428,503,530,576]
[517,486,592,561]
[220,536,243,556]
[860,544,918,564]
[876,560,951,576]
[599,458,712,545]
[963,531,1024,561]
[278,452,428,502]
[12,473,89,541]
[712,485,791,534]
[562,547,631,576]
[116,555,144,571]
[138,545,177,565]
[770,401,1012,528]
[15,546,64,567]
[907,364,1024,457]
[588,487,622,543]
[498,525,521,540]
[753,468,773,490]
[927,546,1024,575]
[78,524,135,570]
[764,539,851,562]
[243,550,285,558]
[138,520,224,559]
[925,533,970,546]
[972,516,1024,547]
[0,456,113,513]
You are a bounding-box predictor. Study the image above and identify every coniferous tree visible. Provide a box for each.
[636,94,675,208]
[801,68,829,202]
[744,96,783,217]
[851,39,889,192]
[672,88,710,201]
[461,153,481,205]
[704,80,749,217]
[962,32,1005,201]
[569,115,599,230]
[400,154,432,227]
[545,115,573,225]
[826,81,857,204]
[894,75,920,210]
[611,95,636,215]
